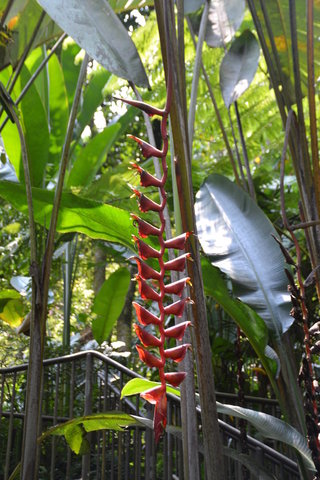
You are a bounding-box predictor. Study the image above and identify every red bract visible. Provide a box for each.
[164,321,191,340]
[164,277,191,297]
[136,345,164,368]
[164,298,193,317]
[132,257,161,280]
[133,323,162,347]
[113,97,164,117]
[163,253,192,272]
[164,372,187,387]
[132,302,161,326]
[131,214,161,238]
[136,275,161,301]
[133,236,161,259]
[131,163,163,188]
[123,83,193,443]
[128,135,163,159]
[164,344,191,363]
[132,189,162,213]
[164,232,191,250]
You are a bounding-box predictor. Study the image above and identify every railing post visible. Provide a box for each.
[4,372,16,480]
[82,353,93,479]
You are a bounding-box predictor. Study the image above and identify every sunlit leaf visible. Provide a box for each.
[205,0,245,47]
[121,378,180,399]
[92,267,131,344]
[0,181,135,249]
[195,174,292,341]
[0,298,25,327]
[220,30,260,107]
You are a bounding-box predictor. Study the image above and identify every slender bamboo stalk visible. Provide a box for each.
[234,101,256,200]
[188,0,209,152]
[306,0,320,216]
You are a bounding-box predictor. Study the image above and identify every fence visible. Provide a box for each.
[0,350,300,479]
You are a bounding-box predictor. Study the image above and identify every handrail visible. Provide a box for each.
[0,349,279,405]
[0,349,299,478]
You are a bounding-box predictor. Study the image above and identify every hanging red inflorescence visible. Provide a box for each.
[118,86,192,443]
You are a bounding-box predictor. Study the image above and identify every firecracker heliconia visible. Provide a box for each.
[117,79,193,443]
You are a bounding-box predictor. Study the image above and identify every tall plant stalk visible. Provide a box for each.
[19,53,89,480]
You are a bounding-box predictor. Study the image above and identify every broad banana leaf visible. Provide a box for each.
[37,0,149,87]
[195,174,292,341]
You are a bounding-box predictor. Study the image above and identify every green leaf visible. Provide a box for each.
[220,30,260,108]
[41,412,140,454]
[205,0,245,47]
[0,289,21,300]
[25,47,49,115]
[121,378,180,399]
[37,0,149,87]
[61,39,81,108]
[195,174,292,341]
[0,181,135,249]
[0,298,25,327]
[67,124,121,188]
[217,403,315,471]
[92,267,131,344]
[47,53,69,171]
[76,67,111,138]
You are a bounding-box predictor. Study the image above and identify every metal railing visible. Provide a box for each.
[0,350,300,479]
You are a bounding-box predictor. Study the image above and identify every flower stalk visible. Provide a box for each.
[120,77,192,442]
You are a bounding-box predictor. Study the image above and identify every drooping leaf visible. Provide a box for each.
[37,0,149,87]
[40,412,140,454]
[223,447,287,480]
[121,378,180,399]
[217,403,314,471]
[195,174,292,341]
[0,181,135,249]
[205,0,245,47]
[68,125,121,189]
[220,30,260,108]
[1,64,50,187]
[61,39,81,108]
[47,52,69,171]
[92,267,131,344]
[201,257,277,379]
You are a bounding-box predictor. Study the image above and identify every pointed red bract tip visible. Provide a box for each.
[131,163,163,188]
[153,390,167,443]
[164,297,193,317]
[140,384,166,405]
[164,321,191,340]
[164,344,191,363]
[164,371,187,387]
[132,302,161,326]
[131,257,161,280]
[164,277,191,297]
[131,214,161,238]
[164,232,191,250]
[133,236,161,259]
[163,253,192,272]
[136,345,164,368]
[113,96,165,117]
[135,275,161,301]
[128,135,164,159]
[133,323,161,347]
